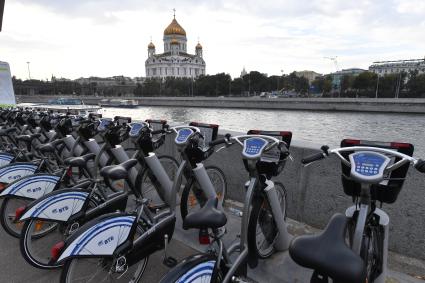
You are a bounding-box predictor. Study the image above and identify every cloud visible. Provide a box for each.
[1,0,425,80]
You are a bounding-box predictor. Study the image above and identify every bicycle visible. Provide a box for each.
[16,121,178,269]
[160,132,292,283]
[53,125,225,282]
[289,139,425,283]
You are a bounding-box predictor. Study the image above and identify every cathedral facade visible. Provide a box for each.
[145,15,206,79]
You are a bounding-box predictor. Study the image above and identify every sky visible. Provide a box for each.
[1,0,425,80]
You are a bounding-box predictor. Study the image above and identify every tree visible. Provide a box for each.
[353,72,376,91]
[406,72,425,97]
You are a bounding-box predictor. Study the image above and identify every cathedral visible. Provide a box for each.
[145,13,206,79]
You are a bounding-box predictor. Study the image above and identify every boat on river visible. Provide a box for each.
[99,99,138,108]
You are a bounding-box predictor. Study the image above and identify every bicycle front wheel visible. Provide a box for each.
[361,222,384,282]
[180,165,227,220]
[247,182,287,259]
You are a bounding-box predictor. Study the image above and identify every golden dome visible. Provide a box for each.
[164,18,186,36]
[148,42,155,49]
[196,42,202,49]
[170,37,179,45]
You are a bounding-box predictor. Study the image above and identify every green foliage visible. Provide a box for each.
[406,72,425,97]
[11,69,425,98]
[352,72,377,91]
[312,76,332,94]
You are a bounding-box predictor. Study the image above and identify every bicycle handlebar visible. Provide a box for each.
[302,145,424,173]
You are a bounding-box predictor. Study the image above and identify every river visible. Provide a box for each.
[100,106,425,156]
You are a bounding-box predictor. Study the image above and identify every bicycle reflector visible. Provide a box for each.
[51,241,65,261]
[15,206,26,221]
[198,228,210,245]
[66,167,73,177]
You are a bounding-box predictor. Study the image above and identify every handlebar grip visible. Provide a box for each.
[415,159,425,173]
[302,152,326,165]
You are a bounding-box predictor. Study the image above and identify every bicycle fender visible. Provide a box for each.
[0,173,60,199]
[159,254,218,283]
[0,153,14,167]
[0,163,38,184]
[19,189,89,222]
[57,214,136,262]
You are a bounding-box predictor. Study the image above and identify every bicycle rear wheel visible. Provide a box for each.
[20,198,98,269]
[180,166,227,220]
[60,225,148,283]
[247,182,287,259]
[0,197,35,238]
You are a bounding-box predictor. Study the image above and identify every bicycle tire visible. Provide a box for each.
[361,222,384,282]
[247,182,287,259]
[159,254,223,283]
[136,155,179,207]
[60,225,149,283]
[0,197,35,238]
[20,198,99,270]
[180,165,227,220]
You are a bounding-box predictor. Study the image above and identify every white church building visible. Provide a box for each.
[145,14,206,79]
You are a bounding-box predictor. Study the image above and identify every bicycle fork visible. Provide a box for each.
[263,179,290,251]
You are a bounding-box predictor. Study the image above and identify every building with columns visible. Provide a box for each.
[145,14,206,79]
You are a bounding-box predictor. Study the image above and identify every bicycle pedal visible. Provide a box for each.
[163,256,177,267]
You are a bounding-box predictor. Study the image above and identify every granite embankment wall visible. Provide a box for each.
[17,95,425,114]
[154,131,425,261]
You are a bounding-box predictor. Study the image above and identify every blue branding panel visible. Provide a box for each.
[175,128,193,144]
[129,122,145,137]
[243,137,267,157]
[97,119,112,132]
[353,152,386,177]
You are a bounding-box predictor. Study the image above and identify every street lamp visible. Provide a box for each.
[26,61,31,80]
[375,74,379,99]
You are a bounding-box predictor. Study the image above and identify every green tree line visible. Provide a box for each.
[13,70,425,98]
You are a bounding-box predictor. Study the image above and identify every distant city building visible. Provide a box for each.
[294,70,322,84]
[145,13,205,79]
[74,76,138,86]
[369,58,425,76]
[330,68,366,89]
[240,67,247,78]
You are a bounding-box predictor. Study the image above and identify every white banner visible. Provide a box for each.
[0,61,16,105]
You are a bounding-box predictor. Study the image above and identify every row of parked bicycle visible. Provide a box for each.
[0,108,424,283]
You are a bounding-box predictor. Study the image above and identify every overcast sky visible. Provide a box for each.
[1,0,425,80]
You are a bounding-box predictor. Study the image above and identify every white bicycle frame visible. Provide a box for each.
[223,135,291,283]
[328,146,418,283]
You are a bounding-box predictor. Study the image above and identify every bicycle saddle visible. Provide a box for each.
[0,127,17,136]
[16,133,41,143]
[65,153,96,168]
[37,139,65,153]
[289,213,366,283]
[183,197,227,230]
[100,159,138,180]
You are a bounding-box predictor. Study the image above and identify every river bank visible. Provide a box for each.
[17,95,425,114]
